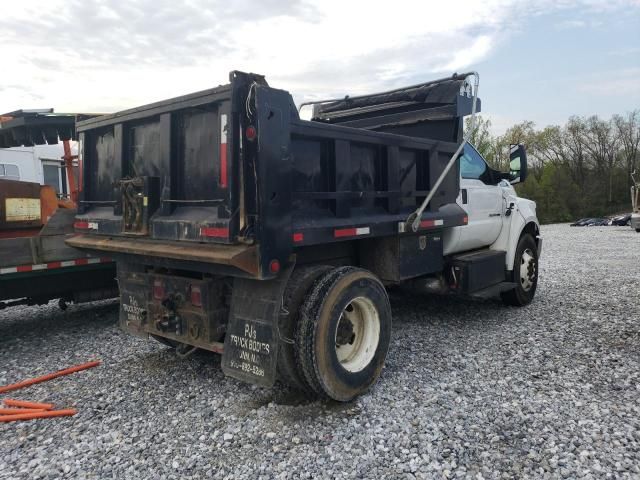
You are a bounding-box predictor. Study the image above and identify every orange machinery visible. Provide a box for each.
[0,110,117,309]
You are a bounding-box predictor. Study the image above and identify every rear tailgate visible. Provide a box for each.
[75,82,238,245]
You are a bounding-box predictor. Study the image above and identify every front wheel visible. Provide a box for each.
[501,234,538,307]
[295,267,392,402]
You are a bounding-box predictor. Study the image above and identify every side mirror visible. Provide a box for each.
[509,144,528,184]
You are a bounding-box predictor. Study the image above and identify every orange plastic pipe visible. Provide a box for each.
[3,399,54,410]
[0,409,77,423]
[0,408,46,415]
[62,139,79,206]
[0,360,101,394]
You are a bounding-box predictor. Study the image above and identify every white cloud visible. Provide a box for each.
[437,35,494,72]
[0,0,520,112]
[578,68,640,96]
[556,19,588,28]
[0,0,637,114]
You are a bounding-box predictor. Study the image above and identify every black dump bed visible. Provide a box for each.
[69,71,476,279]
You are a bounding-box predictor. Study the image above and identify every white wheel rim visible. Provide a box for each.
[334,296,380,373]
[520,248,536,291]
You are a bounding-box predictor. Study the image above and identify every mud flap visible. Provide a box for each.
[221,266,293,387]
[118,268,150,338]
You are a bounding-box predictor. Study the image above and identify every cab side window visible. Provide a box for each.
[460,144,488,180]
[0,164,20,181]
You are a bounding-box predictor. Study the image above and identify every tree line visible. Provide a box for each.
[466,111,640,224]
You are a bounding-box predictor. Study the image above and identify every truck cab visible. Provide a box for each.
[450,144,538,256]
[0,144,75,196]
[442,142,540,304]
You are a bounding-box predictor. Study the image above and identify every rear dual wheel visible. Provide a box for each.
[277,265,332,392]
[284,266,391,402]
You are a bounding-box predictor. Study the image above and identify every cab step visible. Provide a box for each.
[470,281,517,299]
[449,249,507,294]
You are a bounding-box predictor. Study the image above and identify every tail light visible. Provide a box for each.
[246,125,257,141]
[269,259,280,274]
[201,226,229,238]
[153,279,165,300]
[190,285,202,307]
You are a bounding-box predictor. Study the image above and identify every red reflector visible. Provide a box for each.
[269,259,280,274]
[419,219,444,229]
[246,125,257,141]
[334,228,357,238]
[153,279,165,300]
[220,143,228,189]
[220,113,228,189]
[334,227,370,238]
[74,221,89,229]
[201,227,229,238]
[292,232,304,243]
[190,285,202,307]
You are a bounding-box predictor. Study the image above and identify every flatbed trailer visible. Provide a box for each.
[68,71,541,400]
[0,112,117,309]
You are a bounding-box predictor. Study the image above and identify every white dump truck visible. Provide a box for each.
[68,71,542,401]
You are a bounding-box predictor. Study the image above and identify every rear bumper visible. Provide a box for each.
[66,234,259,276]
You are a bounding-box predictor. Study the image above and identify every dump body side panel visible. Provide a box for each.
[286,119,465,248]
[73,72,468,280]
[76,83,238,245]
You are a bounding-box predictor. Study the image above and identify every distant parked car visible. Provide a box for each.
[571,218,604,226]
[611,214,631,226]
[586,218,609,226]
[571,214,632,227]
[570,218,593,226]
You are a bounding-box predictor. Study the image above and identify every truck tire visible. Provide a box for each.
[501,234,538,307]
[295,267,392,402]
[277,264,332,392]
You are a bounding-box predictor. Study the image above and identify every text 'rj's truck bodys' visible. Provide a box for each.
[67,71,542,401]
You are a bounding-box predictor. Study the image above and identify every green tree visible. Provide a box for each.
[465,115,494,161]
[461,110,639,223]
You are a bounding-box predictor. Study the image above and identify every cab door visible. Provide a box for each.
[455,144,504,252]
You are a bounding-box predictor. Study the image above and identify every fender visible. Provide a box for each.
[490,192,540,271]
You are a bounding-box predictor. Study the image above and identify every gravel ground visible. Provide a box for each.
[1,223,638,479]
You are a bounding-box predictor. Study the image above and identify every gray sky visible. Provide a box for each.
[1,0,639,133]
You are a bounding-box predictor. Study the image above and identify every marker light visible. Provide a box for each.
[246,125,257,141]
